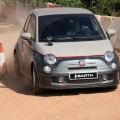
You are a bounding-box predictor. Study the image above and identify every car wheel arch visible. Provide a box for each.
[31,62,34,75]
[14,49,17,57]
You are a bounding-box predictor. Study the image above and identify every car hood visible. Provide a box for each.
[35,40,113,57]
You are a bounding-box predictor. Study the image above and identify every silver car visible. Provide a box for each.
[14,8,120,94]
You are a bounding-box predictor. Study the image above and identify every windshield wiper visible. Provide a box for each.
[73,37,96,41]
[55,37,73,42]
[57,37,73,40]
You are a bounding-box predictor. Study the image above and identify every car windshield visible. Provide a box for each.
[38,14,106,42]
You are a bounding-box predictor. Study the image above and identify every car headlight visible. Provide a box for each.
[44,54,57,64]
[104,51,114,62]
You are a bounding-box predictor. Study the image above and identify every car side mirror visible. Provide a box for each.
[106,29,116,39]
[21,32,31,40]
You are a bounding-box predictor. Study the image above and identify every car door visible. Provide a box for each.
[20,14,36,79]
[17,15,31,74]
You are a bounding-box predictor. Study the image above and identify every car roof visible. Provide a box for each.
[33,8,93,16]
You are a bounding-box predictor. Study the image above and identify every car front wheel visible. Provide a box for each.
[32,65,44,95]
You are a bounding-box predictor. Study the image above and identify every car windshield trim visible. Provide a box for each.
[39,37,103,42]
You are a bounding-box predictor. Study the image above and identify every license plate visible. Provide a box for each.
[69,72,98,80]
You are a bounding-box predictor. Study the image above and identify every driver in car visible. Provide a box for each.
[67,19,92,36]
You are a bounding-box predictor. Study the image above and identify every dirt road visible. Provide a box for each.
[0,25,120,120]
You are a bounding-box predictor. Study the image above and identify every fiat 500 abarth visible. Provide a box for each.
[14,8,120,94]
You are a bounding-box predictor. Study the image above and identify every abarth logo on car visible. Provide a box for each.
[74,73,94,79]
[79,61,85,66]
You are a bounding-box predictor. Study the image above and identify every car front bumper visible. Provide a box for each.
[37,70,119,89]
[36,55,120,89]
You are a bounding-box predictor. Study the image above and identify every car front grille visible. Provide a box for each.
[68,66,97,70]
[64,76,102,84]
[51,76,102,84]
[51,74,114,84]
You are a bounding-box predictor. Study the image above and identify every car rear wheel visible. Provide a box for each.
[32,65,44,95]
[14,52,21,77]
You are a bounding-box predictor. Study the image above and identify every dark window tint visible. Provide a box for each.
[38,14,106,42]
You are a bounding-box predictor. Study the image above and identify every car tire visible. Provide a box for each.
[14,52,21,77]
[32,65,44,95]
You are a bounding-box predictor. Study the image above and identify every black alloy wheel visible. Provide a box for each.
[32,65,44,95]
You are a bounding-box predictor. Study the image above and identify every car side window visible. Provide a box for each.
[27,15,36,41]
[24,15,31,32]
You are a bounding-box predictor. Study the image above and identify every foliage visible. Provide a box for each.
[95,0,120,16]
[0,0,18,7]
[53,0,84,7]
[0,0,120,16]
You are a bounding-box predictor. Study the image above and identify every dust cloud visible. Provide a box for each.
[0,4,32,94]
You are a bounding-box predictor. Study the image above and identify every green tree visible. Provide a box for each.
[96,0,120,16]
[0,0,18,6]
[2,0,119,16]
[44,0,84,7]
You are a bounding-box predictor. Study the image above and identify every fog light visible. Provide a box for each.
[111,63,117,69]
[102,75,108,80]
[43,66,51,73]
[58,77,65,83]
